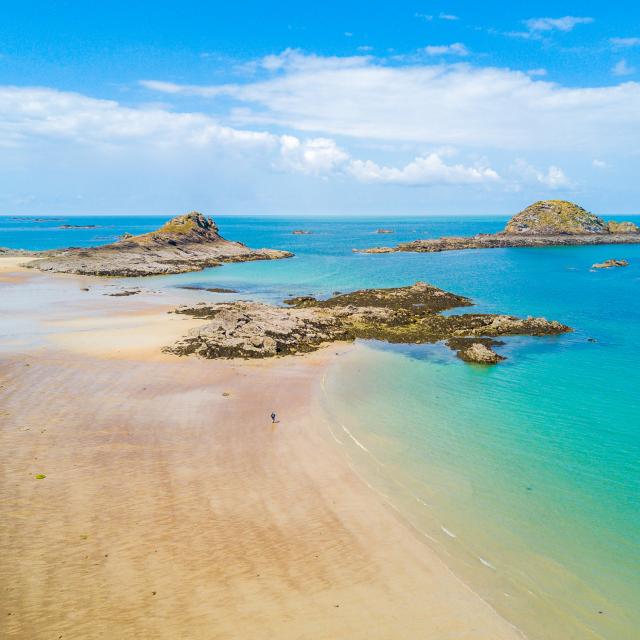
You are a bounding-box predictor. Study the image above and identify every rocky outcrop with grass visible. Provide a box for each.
[356,201,640,254]
[8,212,292,276]
[165,281,570,365]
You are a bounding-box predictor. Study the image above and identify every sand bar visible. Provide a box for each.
[0,262,522,639]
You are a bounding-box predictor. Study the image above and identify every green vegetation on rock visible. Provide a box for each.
[607,220,639,234]
[504,200,607,235]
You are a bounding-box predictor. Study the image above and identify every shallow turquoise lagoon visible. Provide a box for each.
[3,214,639,638]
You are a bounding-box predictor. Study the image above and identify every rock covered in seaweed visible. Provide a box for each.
[165,282,571,365]
[452,341,505,364]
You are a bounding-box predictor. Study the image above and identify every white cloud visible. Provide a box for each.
[424,43,469,56]
[512,160,570,188]
[0,85,501,189]
[524,16,594,32]
[278,135,349,175]
[0,86,274,148]
[592,159,608,168]
[439,13,459,21]
[526,68,548,77]
[415,13,433,21]
[257,48,371,72]
[613,59,636,76]
[142,53,640,154]
[347,153,499,185]
[610,37,640,48]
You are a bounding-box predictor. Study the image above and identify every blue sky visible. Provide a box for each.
[1,1,639,215]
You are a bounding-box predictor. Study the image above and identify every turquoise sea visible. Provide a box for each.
[2,214,639,639]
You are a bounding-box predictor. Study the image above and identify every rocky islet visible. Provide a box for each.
[164,282,571,365]
[356,200,640,254]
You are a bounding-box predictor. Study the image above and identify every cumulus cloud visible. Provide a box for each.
[524,16,594,32]
[0,85,502,189]
[424,43,469,56]
[141,53,640,154]
[347,153,499,185]
[278,135,349,175]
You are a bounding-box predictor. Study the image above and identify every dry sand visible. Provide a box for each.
[0,263,523,639]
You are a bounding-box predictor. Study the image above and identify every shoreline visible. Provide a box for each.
[0,263,523,638]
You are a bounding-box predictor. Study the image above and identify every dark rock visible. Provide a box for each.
[178,285,239,294]
[59,224,99,229]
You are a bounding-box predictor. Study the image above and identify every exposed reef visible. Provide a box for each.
[1,212,292,277]
[164,282,570,365]
[592,259,629,269]
[177,285,239,293]
[356,201,640,254]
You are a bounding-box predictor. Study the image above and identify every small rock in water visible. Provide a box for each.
[591,259,629,269]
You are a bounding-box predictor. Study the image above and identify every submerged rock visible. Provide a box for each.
[16,212,292,276]
[356,200,640,254]
[165,282,571,365]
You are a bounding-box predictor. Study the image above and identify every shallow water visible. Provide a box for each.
[3,214,639,638]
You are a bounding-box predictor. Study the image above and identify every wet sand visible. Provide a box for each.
[0,266,523,639]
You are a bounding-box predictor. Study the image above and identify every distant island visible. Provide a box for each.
[356,200,640,254]
[165,281,570,365]
[0,212,292,276]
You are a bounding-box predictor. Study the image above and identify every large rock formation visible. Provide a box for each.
[504,200,607,235]
[4,212,292,276]
[164,281,571,365]
[356,201,640,254]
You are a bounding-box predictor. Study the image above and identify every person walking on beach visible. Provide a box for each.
[271,412,277,423]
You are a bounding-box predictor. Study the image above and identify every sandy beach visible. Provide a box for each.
[0,265,523,639]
